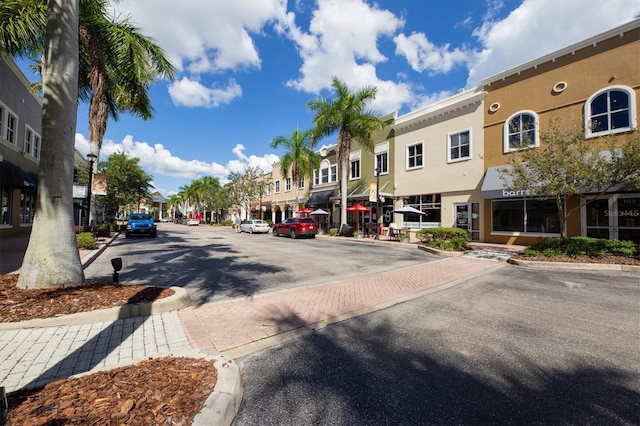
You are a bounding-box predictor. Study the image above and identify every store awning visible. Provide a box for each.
[305,189,333,208]
[480,166,534,199]
[0,160,36,189]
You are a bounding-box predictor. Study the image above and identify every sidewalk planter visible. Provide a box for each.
[400,234,410,243]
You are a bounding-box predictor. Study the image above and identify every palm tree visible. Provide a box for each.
[1,0,174,288]
[308,77,385,228]
[167,193,183,221]
[271,128,320,210]
[0,0,176,224]
[17,0,83,289]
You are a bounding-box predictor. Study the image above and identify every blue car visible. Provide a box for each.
[126,213,157,238]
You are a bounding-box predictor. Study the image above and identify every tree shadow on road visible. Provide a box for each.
[234,311,639,425]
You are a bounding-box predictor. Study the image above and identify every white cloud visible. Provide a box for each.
[168,77,242,108]
[75,134,278,182]
[394,32,472,74]
[280,0,410,114]
[466,0,640,87]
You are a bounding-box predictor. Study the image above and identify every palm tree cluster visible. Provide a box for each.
[175,176,227,223]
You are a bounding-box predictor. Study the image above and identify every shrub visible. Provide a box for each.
[95,225,111,237]
[416,227,471,251]
[76,232,98,250]
[528,237,638,258]
[219,219,234,226]
[329,228,339,236]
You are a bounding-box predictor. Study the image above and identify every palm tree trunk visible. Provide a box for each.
[18,0,84,289]
[340,157,348,228]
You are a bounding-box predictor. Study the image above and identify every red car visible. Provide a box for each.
[272,217,318,239]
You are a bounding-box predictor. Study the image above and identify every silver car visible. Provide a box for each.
[240,219,270,234]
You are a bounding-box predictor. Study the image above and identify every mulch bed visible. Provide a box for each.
[1,275,217,425]
[510,253,640,266]
[0,275,175,323]
[6,356,217,425]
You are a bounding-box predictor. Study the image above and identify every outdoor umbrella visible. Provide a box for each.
[392,206,425,215]
[295,208,312,216]
[346,203,371,231]
[310,209,330,232]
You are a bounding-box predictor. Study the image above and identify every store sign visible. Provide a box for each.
[501,189,532,197]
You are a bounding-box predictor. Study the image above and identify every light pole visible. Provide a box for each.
[375,166,381,240]
[86,153,97,227]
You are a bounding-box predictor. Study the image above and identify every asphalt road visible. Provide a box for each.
[83,222,432,305]
[233,266,640,425]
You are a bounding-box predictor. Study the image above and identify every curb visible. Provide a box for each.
[81,232,120,269]
[0,286,191,330]
[508,258,640,272]
[418,245,464,257]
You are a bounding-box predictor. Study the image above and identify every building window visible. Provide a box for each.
[407,143,423,169]
[6,112,16,144]
[33,135,40,159]
[315,160,337,185]
[504,111,538,152]
[265,183,271,196]
[350,159,360,179]
[0,106,4,139]
[400,194,441,227]
[448,130,471,161]
[1,186,10,225]
[285,177,291,192]
[375,142,389,175]
[24,127,32,155]
[491,197,561,233]
[585,86,636,138]
[275,180,280,193]
[20,190,36,224]
[299,177,305,189]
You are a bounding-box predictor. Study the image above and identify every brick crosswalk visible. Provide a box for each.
[179,256,503,355]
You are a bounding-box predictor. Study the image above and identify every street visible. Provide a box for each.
[84,224,640,424]
[83,222,432,305]
[233,266,640,425]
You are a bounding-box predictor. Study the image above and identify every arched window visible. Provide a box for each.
[585,86,636,138]
[503,111,538,152]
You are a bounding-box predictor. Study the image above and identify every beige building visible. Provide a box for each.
[393,88,485,240]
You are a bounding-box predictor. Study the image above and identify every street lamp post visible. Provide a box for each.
[375,166,381,240]
[86,153,97,227]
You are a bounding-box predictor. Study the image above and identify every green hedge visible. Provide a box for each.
[219,219,234,226]
[76,232,98,250]
[416,227,471,251]
[526,237,638,258]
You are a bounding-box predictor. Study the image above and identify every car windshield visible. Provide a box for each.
[130,214,152,221]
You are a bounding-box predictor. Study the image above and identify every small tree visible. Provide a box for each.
[227,167,264,219]
[499,120,640,236]
[99,152,153,217]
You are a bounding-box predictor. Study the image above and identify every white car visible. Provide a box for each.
[186,218,200,226]
[240,219,270,234]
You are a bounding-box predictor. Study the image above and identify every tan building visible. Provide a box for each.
[393,88,485,240]
[480,19,639,245]
[269,160,311,224]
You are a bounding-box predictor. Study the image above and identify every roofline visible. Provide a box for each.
[481,19,640,86]
[394,88,485,130]
[1,55,43,106]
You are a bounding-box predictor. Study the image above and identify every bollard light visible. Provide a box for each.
[111,257,123,284]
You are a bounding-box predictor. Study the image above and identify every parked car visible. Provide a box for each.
[186,218,200,226]
[159,217,171,222]
[240,219,270,234]
[272,217,317,239]
[126,213,157,238]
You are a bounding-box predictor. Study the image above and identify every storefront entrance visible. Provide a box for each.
[583,194,640,244]
[454,203,480,241]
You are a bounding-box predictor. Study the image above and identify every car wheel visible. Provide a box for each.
[290,229,297,239]
[249,228,254,234]
[151,230,157,238]
[272,228,279,237]
[125,231,130,238]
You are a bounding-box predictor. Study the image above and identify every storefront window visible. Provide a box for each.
[402,194,441,226]
[1,186,10,225]
[20,190,36,224]
[492,197,560,233]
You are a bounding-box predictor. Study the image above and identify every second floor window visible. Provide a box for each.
[504,112,538,152]
[350,159,360,179]
[407,143,423,169]
[299,177,305,189]
[6,113,16,144]
[586,86,635,138]
[33,135,40,159]
[25,128,32,155]
[449,130,471,161]
[376,152,388,175]
[275,180,280,193]
[285,177,291,192]
[314,160,337,185]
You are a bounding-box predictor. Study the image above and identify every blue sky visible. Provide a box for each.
[20,0,640,196]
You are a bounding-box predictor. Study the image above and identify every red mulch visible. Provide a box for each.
[1,275,217,425]
[511,253,640,266]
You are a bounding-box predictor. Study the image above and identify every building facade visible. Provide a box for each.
[480,19,639,245]
[0,57,42,237]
